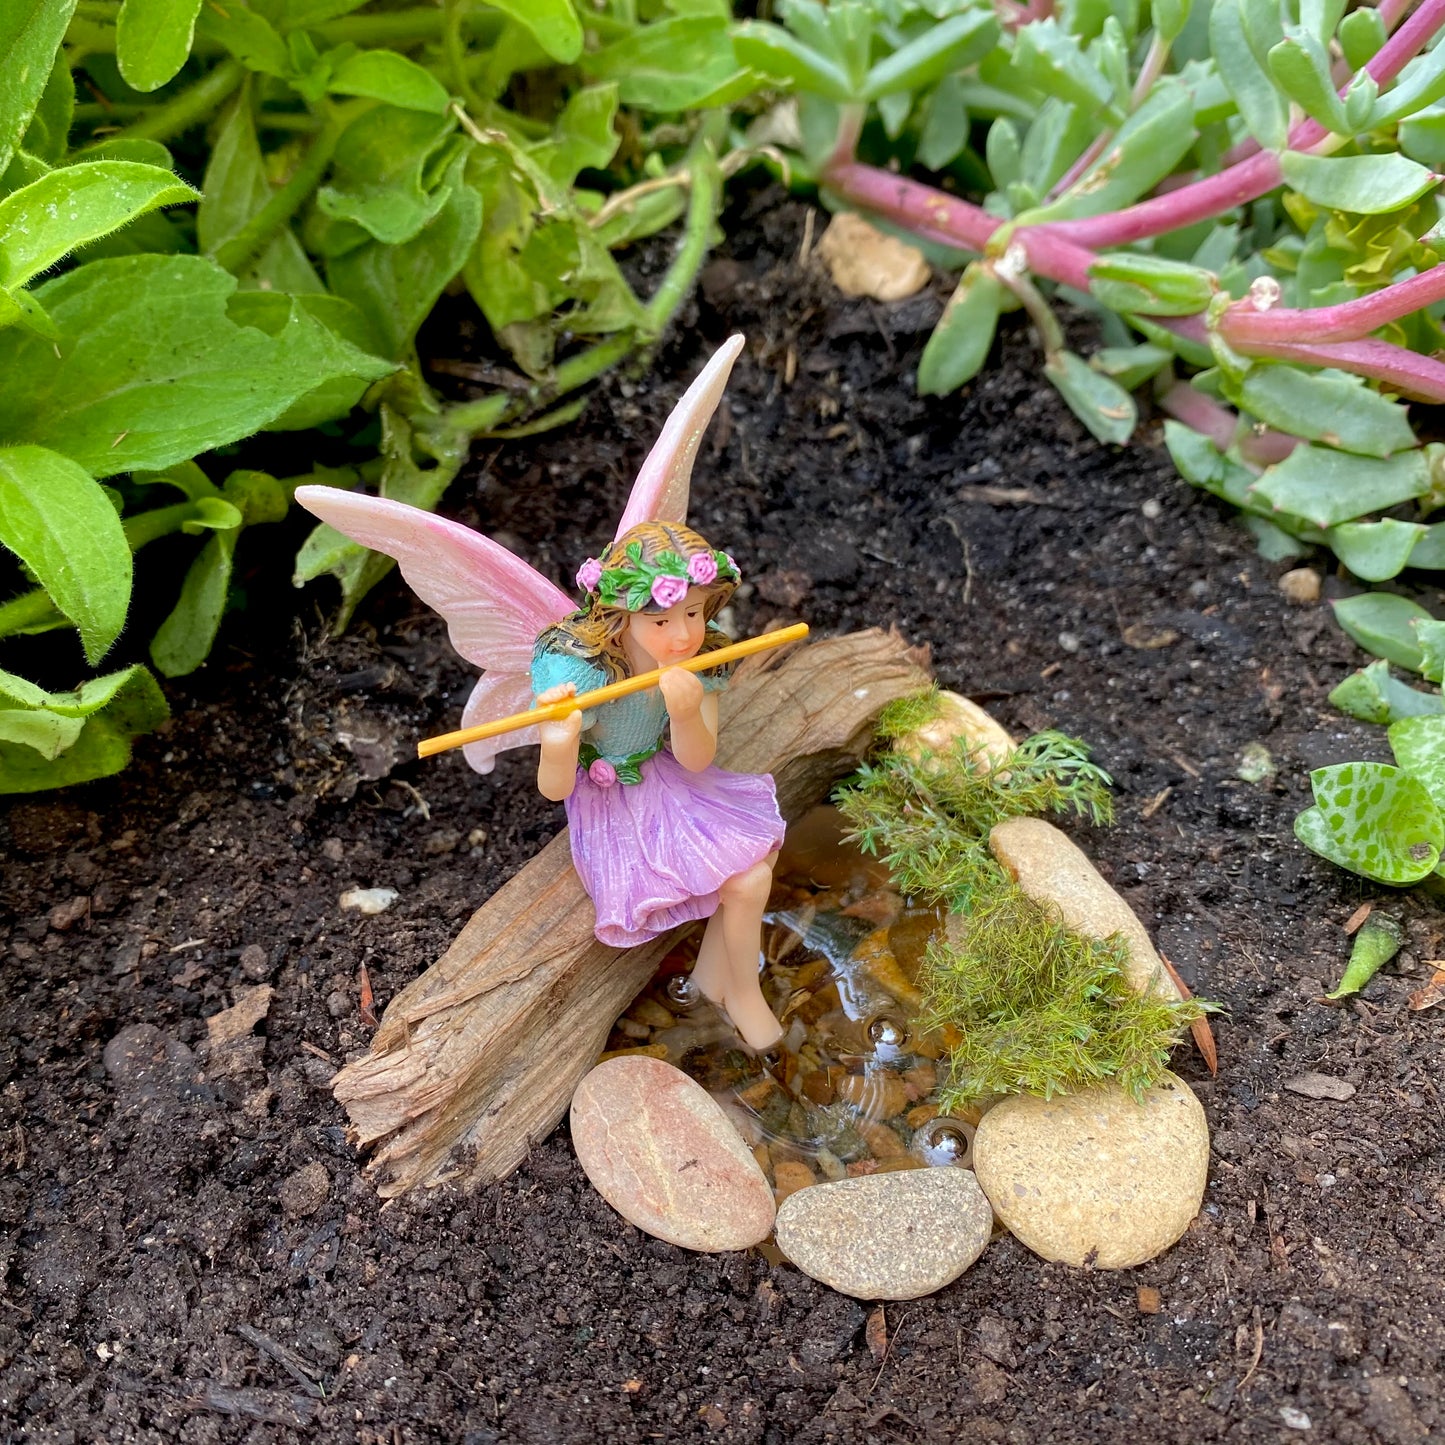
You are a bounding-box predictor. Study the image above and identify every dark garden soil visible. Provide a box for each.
[3,192,1443,1445]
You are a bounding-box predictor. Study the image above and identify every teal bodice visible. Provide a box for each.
[530,639,729,765]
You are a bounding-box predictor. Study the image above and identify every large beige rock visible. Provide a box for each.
[774,1167,993,1300]
[570,1057,775,1252]
[893,690,1016,772]
[973,1075,1208,1268]
[989,816,1180,999]
[816,213,930,301]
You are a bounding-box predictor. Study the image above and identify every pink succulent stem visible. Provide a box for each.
[1222,266,1445,345]
[1042,0,1445,249]
[1237,335,1445,403]
[1156,383,1239,451]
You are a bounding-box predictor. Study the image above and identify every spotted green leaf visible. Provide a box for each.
[1295,762,1442,884]
[1388,715,1445,810]
[1326,915,1403,999]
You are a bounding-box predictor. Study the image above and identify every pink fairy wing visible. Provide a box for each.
[613,334,745,538]
[458,671,539,776]
[294,487,572,674]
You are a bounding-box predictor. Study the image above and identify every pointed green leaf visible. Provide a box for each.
[0,0,76,177]
[1330,661,1444,724]
[916,75,971,171]
[0,161,197,289]
[1251,445,1429,528]
[0,445,130,664]
[486,0,582,63]
[1045,350,1137,444]
[1296,762,1442,884]
[1332,592,1433,671]
[21,47,72,163]
[1326,915,1403,999]
[1091,343,1172,389]
[1012,19,1118,119]
[917,263,1003,395]
[328,155,482,359]
[730,20,853,102]
[0,663,168,793]
[195,5,291,78]
[1279,152,1437,216]
[0,254,393,477]
[327,48,451,114]
[117,0,205,92]
[150,529,238,677]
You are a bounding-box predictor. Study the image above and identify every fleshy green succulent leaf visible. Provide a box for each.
[1220,366,1414,460]
[1091,343,1172,389]
[1210,0,1288,151]
[0,445,130,665]
[1326,914,1404,999]
[1250,445,1430,528]
[1152,0,1193,47]
[1011,18,1119,120]
[1332,592,1433,671]
[1339,7,1386,70]
[0,663,168,793]
[917,263,1004,395]
[1279,152,1437,215]
[1267,32,1349,134]
[1296,762,1442,884]
[116,0,205,92]
[861,9,998,101]
[1327,519,1426,582]
[1089,254,1216,316]
[1044,350,1137,444]
[1330,660,1445,724]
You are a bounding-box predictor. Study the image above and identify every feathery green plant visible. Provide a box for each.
[837,690,1205,1101]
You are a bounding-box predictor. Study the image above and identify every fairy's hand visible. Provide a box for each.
[536,683,582,746]
[658,667,704,719]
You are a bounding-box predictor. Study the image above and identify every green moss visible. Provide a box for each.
[835,722,1207,1101]
[874,686,945,740]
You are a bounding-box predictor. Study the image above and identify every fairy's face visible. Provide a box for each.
[624,587,709,668]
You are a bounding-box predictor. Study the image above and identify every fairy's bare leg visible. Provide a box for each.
[692,858,781,1050]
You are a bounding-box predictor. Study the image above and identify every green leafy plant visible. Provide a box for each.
[836,691,1206,1102]
[730,0,1445,621]
[1295,714,1445,885]
[0,1,765,792]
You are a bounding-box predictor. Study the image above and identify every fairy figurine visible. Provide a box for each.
[294,336,789,1049]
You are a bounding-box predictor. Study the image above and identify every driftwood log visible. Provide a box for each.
[332,629,931,1195]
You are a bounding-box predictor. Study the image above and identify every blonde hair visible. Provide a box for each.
[538,522,737,681]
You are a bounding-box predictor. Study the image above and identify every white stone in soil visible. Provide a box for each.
[972,1073,1208,1269]
[773,1166,993,1300]
[570,1056,775,1253]
[989,816,1182,1000]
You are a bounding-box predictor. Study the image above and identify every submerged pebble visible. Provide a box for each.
[973,1073,1208,1269]
[570,1057,775,1252]
[775,1167,993,1300]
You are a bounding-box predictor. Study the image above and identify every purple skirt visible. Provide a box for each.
[564,749,785,948]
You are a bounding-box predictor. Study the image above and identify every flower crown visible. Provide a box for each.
[575,542,740,611]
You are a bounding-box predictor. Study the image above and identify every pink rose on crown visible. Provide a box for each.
[576,558,602,592]
[650,574,689,608]
[588,758,618,787]
[687,552,718,585]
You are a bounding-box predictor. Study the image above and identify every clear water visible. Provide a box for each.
[600,806,981,1204]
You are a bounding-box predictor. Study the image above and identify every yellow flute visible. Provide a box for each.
[417,622,810,759]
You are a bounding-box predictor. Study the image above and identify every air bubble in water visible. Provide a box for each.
[866,1016,906,1049]
[917,1118,975,1168]
[664,974,700,1009]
